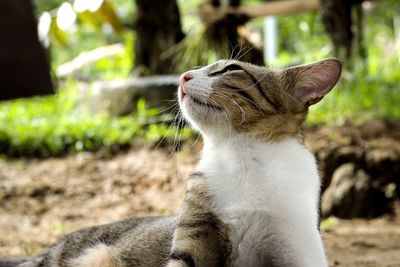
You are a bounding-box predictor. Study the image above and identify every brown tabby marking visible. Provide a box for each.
[208,60,340,142]
[168,172,232,267]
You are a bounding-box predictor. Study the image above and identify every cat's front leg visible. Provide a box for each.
[166,230,227,267]
[165,208,231,267]
[166,174,231,267]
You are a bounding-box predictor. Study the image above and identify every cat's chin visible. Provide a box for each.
[179,98,226,133]
[179,95,223,124]
[185,95,222,111]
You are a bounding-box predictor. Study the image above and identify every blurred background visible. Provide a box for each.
[0,0,399,266]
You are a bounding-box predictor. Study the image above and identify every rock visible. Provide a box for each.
[79,75,179,115]
[322,163,390,219]
[365,139,400,176]
[359,119,388,139]
[306,121,400,209]
[316,145,364,194]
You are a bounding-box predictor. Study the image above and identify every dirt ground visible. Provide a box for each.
[0,142,399,267]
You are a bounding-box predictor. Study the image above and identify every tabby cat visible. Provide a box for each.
[1,58,341,267]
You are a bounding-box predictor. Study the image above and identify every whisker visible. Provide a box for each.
[190,132,202,149]
[233,44,243,61]
[210,92,247,124]
[236,46,254,62]
[229,45,234,60]
[154,104,181,152]
[167,114,184,159]
[209,97,233,137]
[159,102,180,113]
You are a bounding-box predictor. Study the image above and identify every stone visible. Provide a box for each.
[321,163,390,218]
[79,75,179,115]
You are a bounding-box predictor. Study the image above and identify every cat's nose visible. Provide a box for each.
[179,72,193,99]
[179,72,193,86]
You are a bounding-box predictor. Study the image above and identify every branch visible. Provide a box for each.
[199,0,320,25]
[57,44,124,78]
[243,0,320,18]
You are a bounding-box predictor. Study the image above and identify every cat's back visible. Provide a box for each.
[16,216,176,267]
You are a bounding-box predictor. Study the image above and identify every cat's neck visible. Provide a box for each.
[196,133,320,215]
[200,133,304,163]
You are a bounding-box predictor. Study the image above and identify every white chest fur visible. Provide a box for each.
[196,135,328,267]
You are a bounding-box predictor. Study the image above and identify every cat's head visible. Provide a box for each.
[178,59,341,141]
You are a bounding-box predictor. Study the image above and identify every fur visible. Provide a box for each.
[198,136,327,266]
[169,58,341,266]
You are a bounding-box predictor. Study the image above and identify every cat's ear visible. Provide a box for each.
[285,59,342,106]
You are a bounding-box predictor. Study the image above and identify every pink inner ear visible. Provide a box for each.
[293,59,342,105]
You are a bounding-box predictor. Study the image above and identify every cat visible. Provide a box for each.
[0,58,341,267]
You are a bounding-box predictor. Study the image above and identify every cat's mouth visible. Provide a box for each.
[186,94,223,111]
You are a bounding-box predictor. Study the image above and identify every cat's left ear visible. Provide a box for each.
[285,59,342,106]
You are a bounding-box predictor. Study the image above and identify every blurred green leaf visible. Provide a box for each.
[321,217,338,230]
[50,18,68,46]
[97,0,124,34]
[76,11,102,30]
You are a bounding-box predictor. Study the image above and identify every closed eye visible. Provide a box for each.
[209,64,243,76]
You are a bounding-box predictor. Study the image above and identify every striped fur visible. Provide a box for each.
[167,172,232,267]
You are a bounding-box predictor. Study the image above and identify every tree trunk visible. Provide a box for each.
[134,0,184,75]
[202,0,264,66]
[0,0,54,101]
[321,0,353,59]
[321,0,365,60]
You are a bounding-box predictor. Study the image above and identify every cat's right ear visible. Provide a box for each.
[284,59,342,106]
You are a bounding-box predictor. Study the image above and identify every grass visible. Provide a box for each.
[0,81,190,157]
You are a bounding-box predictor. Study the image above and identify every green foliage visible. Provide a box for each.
[35,0,134,79]
[72,33,134,80]
[34,0,65,14]
[272,1,400,124]
[173,0,237,72]
[320,217,338,230]
[168,27,227,73]
[308,59,400,125]
[0,82,187,157]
